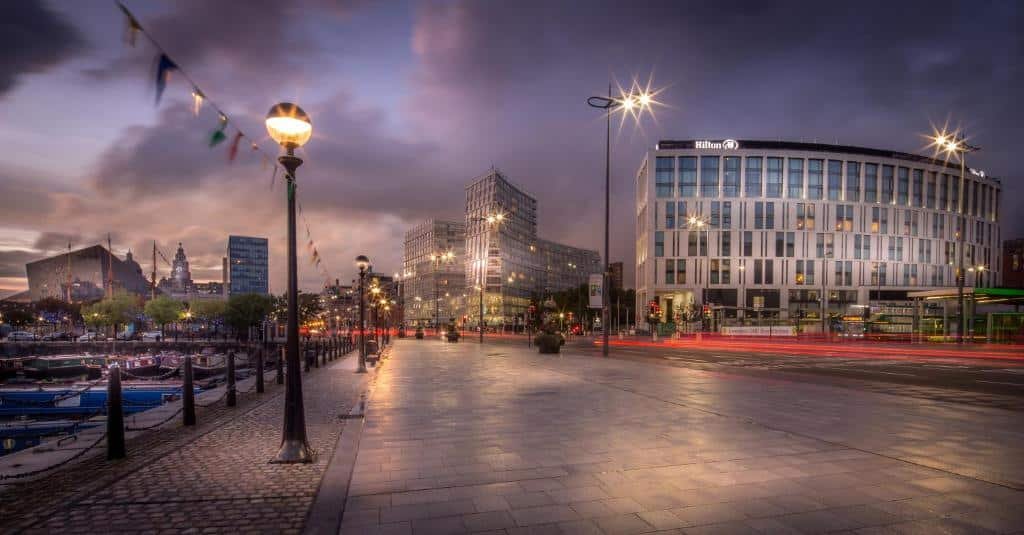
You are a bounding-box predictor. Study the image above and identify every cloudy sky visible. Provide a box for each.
[1,0,1020,297]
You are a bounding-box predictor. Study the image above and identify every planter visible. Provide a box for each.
[446,331,460,342]
[534,333,562,354]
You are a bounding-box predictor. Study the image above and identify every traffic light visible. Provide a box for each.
[648,300,660,318]
[702,304,711,318]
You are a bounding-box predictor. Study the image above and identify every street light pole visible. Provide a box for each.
[355,256,369,373]
[266,102,313,464]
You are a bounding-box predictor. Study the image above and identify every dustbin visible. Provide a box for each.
[366,339,379,362]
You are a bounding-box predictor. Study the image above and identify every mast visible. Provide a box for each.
[107,233,114,299]
[151,241,158,300]
[66,241,73,303]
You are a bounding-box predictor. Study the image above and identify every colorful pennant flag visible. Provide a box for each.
[118,3,142,47]
[209,114,228,147]
[228,131,243,162]
[191,87,205,116]
[154,54,177,105]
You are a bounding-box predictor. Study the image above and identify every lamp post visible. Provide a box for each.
[431,251,454,335]
[355,256,369,372]
[687,215,710,332]
[469,212,504,343]
[266,102,314,463]
[587,83,655,356]
[929,131,980,343]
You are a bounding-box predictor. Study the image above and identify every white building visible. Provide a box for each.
[635,139,1001,333]
[402,220,467,326]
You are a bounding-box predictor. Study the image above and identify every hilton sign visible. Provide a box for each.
[694,139,739,150]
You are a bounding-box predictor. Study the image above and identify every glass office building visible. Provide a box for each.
[635,140,1001,331]
[227,235,269,295]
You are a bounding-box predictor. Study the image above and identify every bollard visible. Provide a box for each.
[303,342,310,373]
[276,346,284,385]
[107,365,126,460]
[183,355,196,426]
[256,346,265,394]
[226,351,237,407]
[314,340,320,369]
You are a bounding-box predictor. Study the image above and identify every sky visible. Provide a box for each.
[0,0,1021,297]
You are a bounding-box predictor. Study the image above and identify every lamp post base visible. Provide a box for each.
[271,439,314,464]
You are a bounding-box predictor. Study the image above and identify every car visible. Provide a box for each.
[77,332,105,342]
[41,332,72,341]
[5,331,37,342]
[141,330,163,342]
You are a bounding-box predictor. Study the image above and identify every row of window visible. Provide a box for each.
[657,258,991,288]
[653,155,998,221]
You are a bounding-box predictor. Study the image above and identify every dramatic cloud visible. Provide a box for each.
[0,2,85,96]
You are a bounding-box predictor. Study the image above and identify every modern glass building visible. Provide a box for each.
[227,235,269,295]
[402,220,467,326]
[635,139,1001,333]
[465,169,601,325]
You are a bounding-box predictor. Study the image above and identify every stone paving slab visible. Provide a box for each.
[1,350,370,534]
[340,340,1024,534]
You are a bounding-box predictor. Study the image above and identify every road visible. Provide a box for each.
[480,333,1024,411]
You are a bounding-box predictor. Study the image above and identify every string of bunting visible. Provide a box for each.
[116,1,335,289]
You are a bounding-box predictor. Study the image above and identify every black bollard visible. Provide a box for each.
[226,351,237,407]
[107,365,126,460]
[276,346,284,385]
[314,340,320,369]
[303,342,310,373]
[183,355,196,426]
[256,347,265,394]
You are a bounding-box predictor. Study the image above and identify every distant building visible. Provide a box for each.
[464,169,601,325]
[402,220,467,326]
[25,245,150,302]
[609,262,624,291]
[228,236,269,295]
[1003,239,1024,288]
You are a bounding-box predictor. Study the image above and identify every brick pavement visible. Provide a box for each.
[1,350,370,534]
[341,340,1024,534]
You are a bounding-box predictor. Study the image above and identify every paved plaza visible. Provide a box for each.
[339,340,1024,534]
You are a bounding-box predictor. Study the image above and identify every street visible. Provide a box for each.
[338,339,1024,534]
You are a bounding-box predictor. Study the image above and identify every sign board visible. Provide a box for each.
[694,139,739,150]
[721,326,796,336]
[588,274,603,309]
[752,296,764,310]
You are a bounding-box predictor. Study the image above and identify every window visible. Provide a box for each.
[679,157,697,197]
[835,260,853,286]
[887,237,903,261]
[710,259,719,284]
[902,210,911,235]
[745,157,762,197]
[720,259,731,285]
[918,239,932,264]
[723,157,740,197]
[854,234,868,260]
[871,262,887,286]
[911,211,919,236]
[665,201,675,229]
[721,201,732,229]
[688,233,698,256]
[711,259,731,285]
[864,163,878,203]
[787,158,804,198]
[827,160,842,200]
[655,157,674,197]
[665,259,674,284]
[766,157,783,197]
[871,207,888,233]
[721,232,732,256]
[846,162,860,202]
[655,231,664,257]
[807,159,823,199]
[897,167,909,205]
[939,173,949,211]
[700,156,719,197]
[676,201,688,228]
[795,260,815,285]
[755,202,775,230]
[912,169,923,207]
[764,259,774,284]
[796,203,815,230]
[710,202,721,228]
[926,172,936,209]
[950,174,960,212]
[676,259,686,284]
[743,231,753,256]
[835,204,853,231]
[775,232,784,257]
[881,165,894,204]
[816,233,834,258]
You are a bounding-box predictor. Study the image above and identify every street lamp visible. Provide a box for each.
[687,215,711,331]
[430,251,455,335]
[469,212,504,343]
[928,129,980,343]
[266,101,313,463]
[355,255,370,373]
[587,81,657,356]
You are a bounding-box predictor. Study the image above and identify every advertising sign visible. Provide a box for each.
[588,274,603,309]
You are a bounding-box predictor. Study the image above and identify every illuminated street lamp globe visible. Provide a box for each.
[265,102,312,149]
[355,255,370,272]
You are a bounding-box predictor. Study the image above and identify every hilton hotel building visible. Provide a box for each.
[635,139,1002,328]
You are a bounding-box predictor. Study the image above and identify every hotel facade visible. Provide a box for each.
[635,139,1001,331]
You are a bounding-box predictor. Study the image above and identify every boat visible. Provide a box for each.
[0,382,191,417]
[0,357,31,380]
[21,356,101,380]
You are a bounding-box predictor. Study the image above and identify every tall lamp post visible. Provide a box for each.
[266,102,314,463]
[929,131,980,344]
[355,255,370,373]
[431,251,455,334]
[687,215,710,331]
[587,83,655,356]
[469,212,504,343]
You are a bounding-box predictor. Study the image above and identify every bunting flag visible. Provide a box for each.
[269,166,278,189]
[154,54,177,105]
[191,87,205,116]
[228,131,243,162]
[209,114,228,147]
[118,2,141,46]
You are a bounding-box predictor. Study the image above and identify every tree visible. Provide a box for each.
[81,293,141,337]
[145,296,184,337]
[3,307,36,328]
[189,299,227,338]
[224,293,275,341]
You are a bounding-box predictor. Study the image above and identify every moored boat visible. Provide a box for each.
[21,356,101,380]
